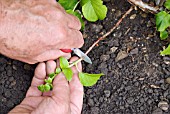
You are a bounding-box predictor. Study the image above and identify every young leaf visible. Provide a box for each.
[66,10,85,30]
[59,57,69,68]
[161,44,170,55]
[81,0,107,22]
[58,0,78,10]
[165,0,170,10]
[44,84,51,91]
[45,78,52,83]
[62,68,73,81]
[55,68,61,74]
[80,0,89,6]
[155,11,170,32]
[38,85,45,92]
[160,30,168,40]
[79,72,104,86]
[49,73,55,78]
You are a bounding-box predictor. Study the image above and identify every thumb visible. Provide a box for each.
[52,73,70,109]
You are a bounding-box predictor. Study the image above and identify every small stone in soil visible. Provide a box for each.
[4,90,11,98]
[88,98,94,106]
[130,48,139,55]
[104,90,111,97]
[152,108,163,114]
[115,51,128,62]
[165,77,170,84]
[100,55,110,62]
[130,14,137,20]
[110,47,118,53]
[126,97,134,104]
[24,64,31,70]
[158,101,169,111]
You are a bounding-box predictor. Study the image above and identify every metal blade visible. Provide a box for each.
[72,48,92,64]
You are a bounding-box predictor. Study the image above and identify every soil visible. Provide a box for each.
[1,0,170,114]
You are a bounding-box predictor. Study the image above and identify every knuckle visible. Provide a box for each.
[74,17,81,29]
[58,28,68,38]
[68,14,81,30]
[43,6,65,20]
[77,32,84,48]
[55,9,65,20]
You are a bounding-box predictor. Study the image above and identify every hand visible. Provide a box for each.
[9,57,84,114]
[0,0,84,64]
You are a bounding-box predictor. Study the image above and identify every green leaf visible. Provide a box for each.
[49,84,53,90]
[59,57,69,68]
[161,44,170,55]
[49,73,55,78]
[62,68,73,81]
[44,84,51,91]
[160,30,169,40]
[38,85,45,92]
[80,0,89,6]
[58,0,78,10]
[81,0,107,22]
[66,10,85,30]
[165,0,170,10]
[45,78,52,83]
[55,68,61,74]
[79,72,104,86]
[155,11,170,32]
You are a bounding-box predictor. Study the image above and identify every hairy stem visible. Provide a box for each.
[85,6,134,55]
[127,0,159,14]
[73,1,80,11]
[68,58,82,68]
[71,6,134,66]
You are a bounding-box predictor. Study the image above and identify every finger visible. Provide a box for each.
[55,28,84,49]
[26,62,46,97]
[52,73,70,106]
[43,60,57,96]
[66,13,81,30]
[67,29,84,48]
[69,57,84,114]
[46,60,57,75]
[33,50,71,63]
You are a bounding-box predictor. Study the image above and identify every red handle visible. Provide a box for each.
[60,49,72,53]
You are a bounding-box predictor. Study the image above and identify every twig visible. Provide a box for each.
[85,6,134,55]
[127,0,159,14]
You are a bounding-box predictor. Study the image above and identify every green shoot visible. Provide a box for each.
[155,0,170,55]
[38,57,104,92]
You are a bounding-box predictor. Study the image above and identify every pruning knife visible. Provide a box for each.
[60,48,92,64]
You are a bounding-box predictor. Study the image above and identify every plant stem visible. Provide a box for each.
[69,7,133,67]
[68,58,82,68]
[127,0,159,14]
[51,74,58,80]
[85,6,134,55]
[73,1,80,12]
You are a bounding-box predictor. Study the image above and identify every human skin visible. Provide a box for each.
[9,57,84,114]
[0,0,84,64]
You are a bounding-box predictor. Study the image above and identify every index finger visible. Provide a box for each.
[66,13,81,30]
[26,62,46,97]
[67,28,84,48]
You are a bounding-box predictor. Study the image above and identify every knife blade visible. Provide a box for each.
[60,48,92,64]
[72,48,92,64]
